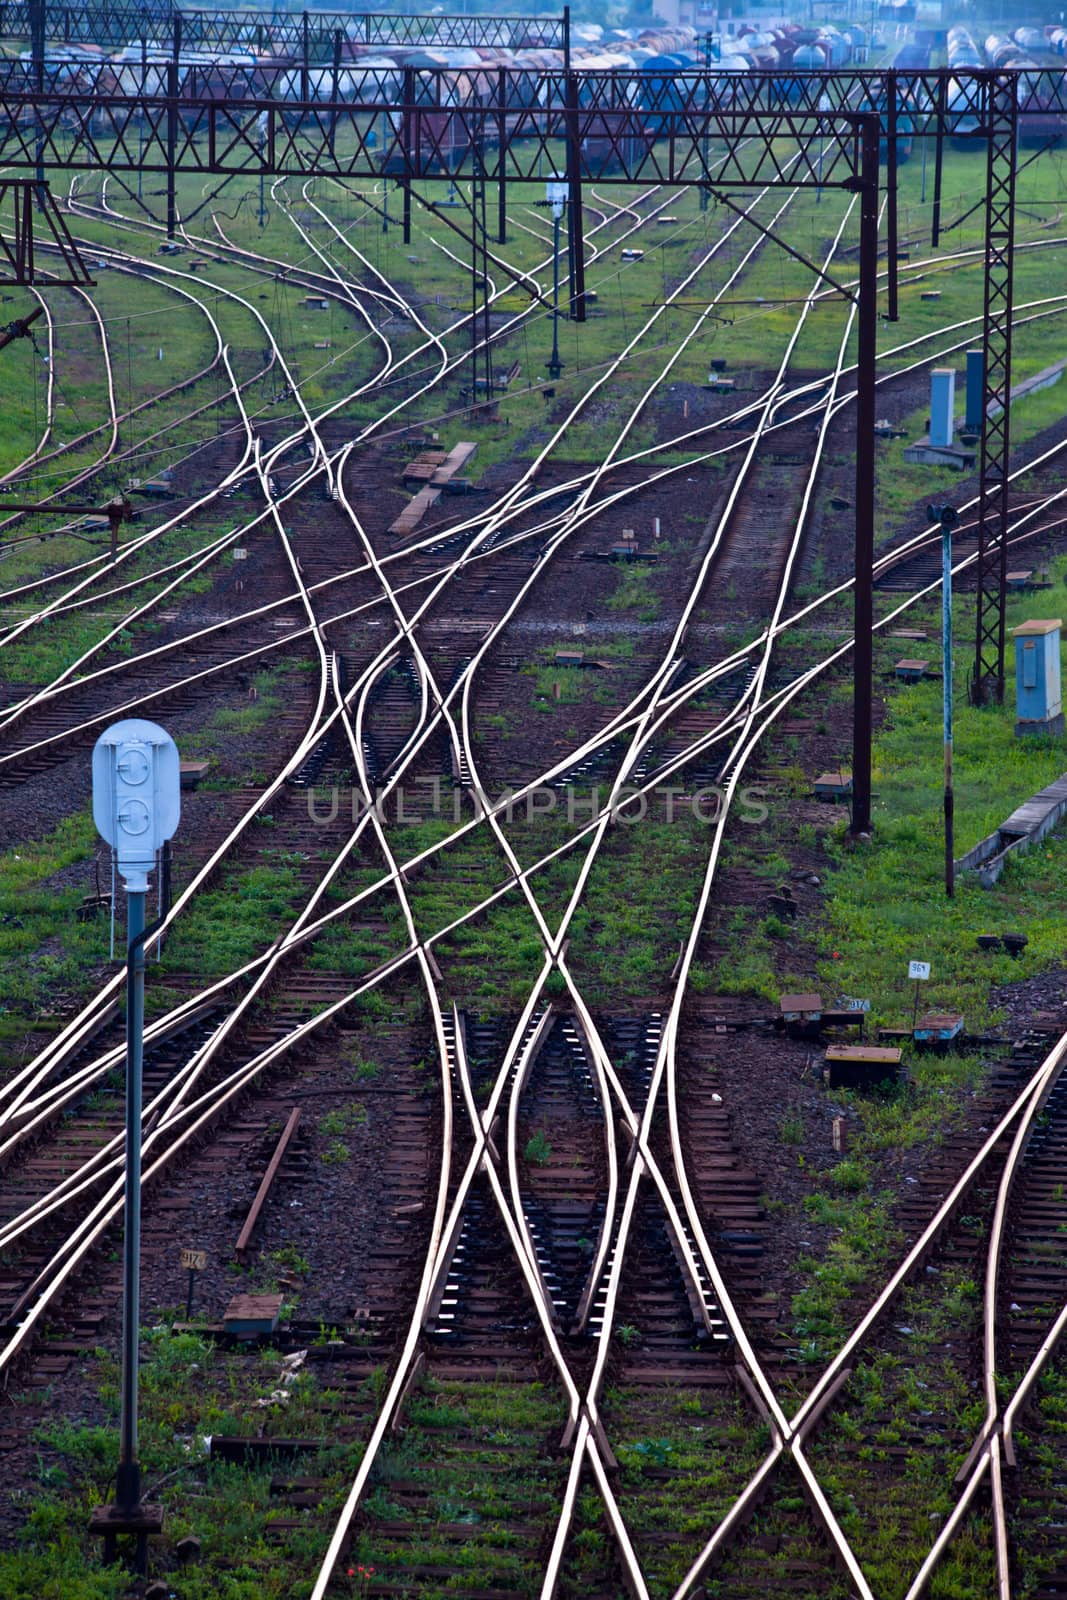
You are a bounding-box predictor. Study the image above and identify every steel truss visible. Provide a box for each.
[0,3,567,54]
[0,178,92,282]
[469,154,494,405]
[0,65,1036,825]
[0,63,1052,185]
[0,93,871,192]
[972,73,1018,705]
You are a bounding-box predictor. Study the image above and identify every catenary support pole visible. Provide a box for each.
[166,13,180,240]
[932,72,946,248]
[401,68,414,247]
[850,115,879,837]
[971,71,1018,705]
[943,519,955,896]
[329,28,341,157]
[549,204,562,378]
[886,69,899,322]
[564,72,586,322]
[497,67,507,243]
[30,0,44,186]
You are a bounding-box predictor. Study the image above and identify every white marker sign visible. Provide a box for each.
[908,961,931,981]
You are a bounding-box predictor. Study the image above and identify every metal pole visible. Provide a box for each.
[138,36,147,201]
[166,14,180,240]
[850,115,879,837]
[401,67,414,246]
[920,128,928,206]
[971,72,1017,706]
[497,66,507,243]
[564,71,585,322]
[931,72,946,248]
[701,31,711,211]
[116,889,146,1515]
[943,520,955,896]
[329,27,341,158]
[886,70,899,321]
[549,206,562,379]
[30,0,44,187]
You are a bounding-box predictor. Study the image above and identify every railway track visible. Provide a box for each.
[2,144,1067,1600]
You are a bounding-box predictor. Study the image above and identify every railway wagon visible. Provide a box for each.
[946,24,983,139]
[984,31,1066,145]
[866,38,933,162]
[377,31,678,177]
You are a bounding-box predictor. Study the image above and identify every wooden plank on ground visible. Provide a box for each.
[389,485,442,536]
[235,1108,301,1259]
[430,441,478,484]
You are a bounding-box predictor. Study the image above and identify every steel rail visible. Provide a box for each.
[294,172,851,1587]
[0,343,258,733]
[0,255,267,663]
[0,566,1009,1288]
[0,175,537,1235]
[439,198,818,1431]
[0,653,406,1227]
[0,278,118,542]
[0,267,1046,747]
[320,200,795,1555]
[9,433,1063,1162]
[4,464,1065,1314]
[0,184,777,1139]
[520,199,871,1594]
[0,175,844,1587]
[0,184,425,1139]
[2,175,1067,1600]
[917,1027,1067,1598]
[12,270,1065,754]
[4,318,1062,1126]
[0,327,224,511]
[308,1005,571,1600]
[0,247,270,608]
[665,582,1067,1593]
[8,448,1065,1167]
[656,301,873,1596]
[381,189,1067,1588]
[0,285,54,488]
[0,212,408,721]
[15,179,1054,727]
[0,220,466,1331]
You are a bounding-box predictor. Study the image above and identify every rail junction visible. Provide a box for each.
[0,9,1066,1599]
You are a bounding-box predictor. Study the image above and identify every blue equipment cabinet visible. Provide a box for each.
[1014,618,1063,737]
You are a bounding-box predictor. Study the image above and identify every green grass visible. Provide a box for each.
[349,1378,569,1597]
[823,565,1067,1035]
[606,561,662,620]
[320,1100,367,1134]
[0,1324,367,1600]
[807,1256,997,1597]
[1,134,1066,1600]
[161,862,302,976]
[0,808,108,1042]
